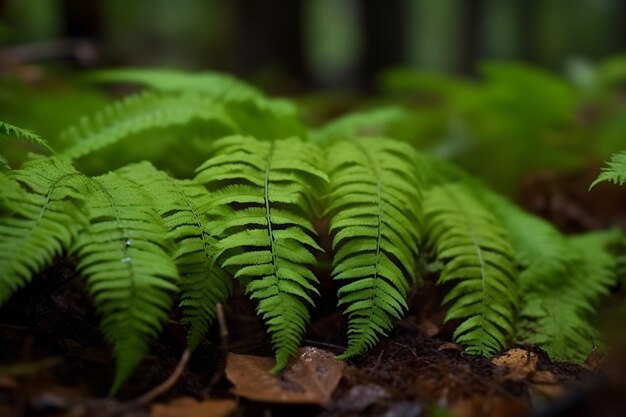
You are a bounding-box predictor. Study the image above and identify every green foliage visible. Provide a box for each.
[1,69,624,395]
[0,120,52,168]
[423,183,519,355]
[0,158,86,304]
[116,162,231,350]
[519,231,619,362]
[60,92,238,160]
[87,69,306,139]
[73,172,180,394]
[591,150,626,188]
[195,136,327,372]
[325,138,422,358]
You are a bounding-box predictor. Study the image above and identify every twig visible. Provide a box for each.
[216,303,229,353]
[301,339,346,352]
[204,303,229,395]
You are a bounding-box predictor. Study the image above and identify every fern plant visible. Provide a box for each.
[423,182,519,355]
[591,150,626,187]
[0,121,52,169]
[195,135,327,371]
[0,158,86,304]
[325,138,422,358]
[1,71,624,395]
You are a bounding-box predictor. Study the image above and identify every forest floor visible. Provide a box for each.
[1,165,626,417]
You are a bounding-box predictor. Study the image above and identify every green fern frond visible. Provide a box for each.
[311,107,413,145]
[591,151,626,188]
[519,231,619,362]
[0,158,86,305]
[475,189,571,293]
[60,92,238,160]
[1,120,52,152]
[424,183,519,356]
[325,138,422,359]
[195,136,327,372]
[72,173,179,394]
[0,121,53,169]
[87,68,296,115]
[116,162,231,349]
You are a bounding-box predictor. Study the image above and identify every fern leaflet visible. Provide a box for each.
[325,138,422,359]
[117,162,231,349]
[591,150,626,188]
[195,136,327,372]
[72,172,179,393]
[0,121,53,168]
[424,183,519,356]
[0,158,86,305]
[519,231,619,362]
[60,92,238,160]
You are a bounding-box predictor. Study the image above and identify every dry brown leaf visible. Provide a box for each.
[225,347,344,405]
[150,397,236,417]
[491,348,538,380]
[529,370,566,398]
[437,342,462,352]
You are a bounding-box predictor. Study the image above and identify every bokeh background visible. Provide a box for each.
[3,0,626,211]
[3,0,626,90]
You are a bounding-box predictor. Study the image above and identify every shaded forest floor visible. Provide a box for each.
[1,165,626,417]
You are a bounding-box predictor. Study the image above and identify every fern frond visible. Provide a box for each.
[325,138,422,359]
[0,158,86,305]
[0,121,53,169]
[519,231,619,362]
[116,162,231,349]
[195,136,327,372]
[60,92,238,160]
[591,150,626,188]
[72,173,179,393]
[1,120,52,152]
[311,107,413,145]
[424,183,519,356]
[88,68,296,115]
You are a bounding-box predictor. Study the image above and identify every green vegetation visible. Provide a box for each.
[0,67,623,394]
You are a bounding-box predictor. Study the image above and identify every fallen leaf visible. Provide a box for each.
[151,397,236,417]
[225,347,344,405]
[529,371,565,398]
[437,342,462,352]
[491,349,537,380]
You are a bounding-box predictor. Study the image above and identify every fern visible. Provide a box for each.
[87,68,298,117]
[591,150,626,188]
[60,92,238,160]
[325,138,422,359]
[72,172,179,393]
[195,136,327,372]
[311,107,414,145]
[87,69,305,138]
[0,158,86,304]
[520,231,619,362]
[423,183,519,356]
[0,121,52,168]
[116,162,231,349]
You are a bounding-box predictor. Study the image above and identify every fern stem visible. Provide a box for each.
[264,140,279,281]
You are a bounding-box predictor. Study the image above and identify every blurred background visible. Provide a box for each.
[3,0,626,218]
[2,0,626,90]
